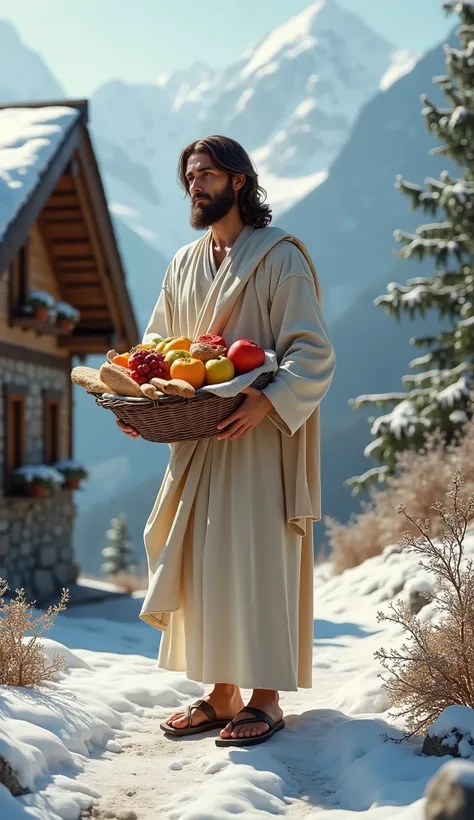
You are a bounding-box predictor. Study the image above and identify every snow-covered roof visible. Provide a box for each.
[0,105,80,244]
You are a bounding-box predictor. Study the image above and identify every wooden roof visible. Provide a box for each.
[0,99,139,354]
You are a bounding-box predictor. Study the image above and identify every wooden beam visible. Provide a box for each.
[45,222,88,240]
[58,262,97,271]
[73,159,124,339]
[46,194,78,209]
[50,240,93,256]
[53,175,76,193]
[76,130,138,347]
[61,275,100,285]
[55,254,95,263]
[0,340,71,370]
[59,334,113,353]
[42,208,83,220]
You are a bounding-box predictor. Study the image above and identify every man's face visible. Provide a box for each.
[185,152,236,230]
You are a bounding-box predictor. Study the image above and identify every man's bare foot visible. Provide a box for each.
[166,684,244,730]
[220,689,283,740]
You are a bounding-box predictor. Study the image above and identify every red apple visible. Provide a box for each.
[227,339,265,375]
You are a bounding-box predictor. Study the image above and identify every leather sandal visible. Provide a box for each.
[215,705,285,747]
[160,698,231,736]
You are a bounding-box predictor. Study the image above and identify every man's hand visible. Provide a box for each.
[216,387,272,440]
[116,418,141,438]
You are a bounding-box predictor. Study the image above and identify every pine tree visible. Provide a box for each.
[101,513,137,576]
[347,1,474,496]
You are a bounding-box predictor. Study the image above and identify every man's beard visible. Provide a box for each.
[190,179,235,230]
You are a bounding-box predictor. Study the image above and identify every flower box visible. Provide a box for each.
[53,460,88,489]
[14,464,65,498]
[24,290,57,324]
[55,302,80,332]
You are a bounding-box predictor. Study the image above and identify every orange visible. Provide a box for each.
[162,336,192,354]
[112,353,130,368]
[170,357,205,389]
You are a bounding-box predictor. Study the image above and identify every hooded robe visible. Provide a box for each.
[139,225,335,691]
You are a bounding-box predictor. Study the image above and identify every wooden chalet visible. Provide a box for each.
[0,99,138,603]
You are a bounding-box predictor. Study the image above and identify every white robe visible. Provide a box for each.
[139,226,335,691]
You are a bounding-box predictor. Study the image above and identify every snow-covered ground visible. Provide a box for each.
[3,531,474,820]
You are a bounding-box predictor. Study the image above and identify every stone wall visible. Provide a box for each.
[0,351,77,602]
[0,492,78,601]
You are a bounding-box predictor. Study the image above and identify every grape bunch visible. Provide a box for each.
[129,349,169,385]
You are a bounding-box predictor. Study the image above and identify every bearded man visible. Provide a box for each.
[117,136,336,747]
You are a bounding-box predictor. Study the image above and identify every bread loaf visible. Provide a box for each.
[99,363,143,397]
[71,366,112,394]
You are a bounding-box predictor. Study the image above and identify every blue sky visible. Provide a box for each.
[0,0,453,96]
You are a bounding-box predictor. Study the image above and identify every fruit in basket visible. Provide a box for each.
[162,336,192,354]
[164,349,191,366]
[129,349,169,386]
[170,357,206,389]
[227,340,265,374]
[196,334,227,350]
[111,352,131,368]
[155,336,175,353]
[190,341,227,362]
[204,356,235,385]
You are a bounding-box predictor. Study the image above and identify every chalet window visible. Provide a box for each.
[43,390,62,464]
[9,240,30,311]
[3,385,27,491]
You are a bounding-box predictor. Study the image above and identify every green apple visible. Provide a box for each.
[204,356,235,385]
[164,349,191,365]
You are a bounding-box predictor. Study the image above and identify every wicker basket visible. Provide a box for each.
[93,371,273,443]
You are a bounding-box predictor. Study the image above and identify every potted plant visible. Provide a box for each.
[14,465,65,498]
[55,301,80,332]
[54,459,88,489]
[25,290,56,323]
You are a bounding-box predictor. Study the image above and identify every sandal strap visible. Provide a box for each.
[185,698,217,727]
[230,706,275,730]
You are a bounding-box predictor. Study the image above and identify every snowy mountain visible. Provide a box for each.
[0,20,64,101]
[90,0,416,257]
[281,30,455,324]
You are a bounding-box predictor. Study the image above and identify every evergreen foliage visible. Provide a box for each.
[348,2,474,494]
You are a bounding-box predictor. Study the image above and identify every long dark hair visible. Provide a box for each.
[178,135,272,229]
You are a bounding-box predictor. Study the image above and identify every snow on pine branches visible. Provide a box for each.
[348,2,474,495]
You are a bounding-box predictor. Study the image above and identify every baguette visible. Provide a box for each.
[71,366,113,394]
[99,362,143,397]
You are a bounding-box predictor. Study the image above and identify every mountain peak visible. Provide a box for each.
[0,18,64,102]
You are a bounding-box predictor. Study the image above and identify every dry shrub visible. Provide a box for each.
[79,570,148,594]
[328,423,474,573]
[0,580,69,686]
[326,506,389,573]
[375,470,474,734]
[106,570,148,594]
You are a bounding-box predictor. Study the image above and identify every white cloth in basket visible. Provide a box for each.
[101,351,278,401]
[197,350,278,397]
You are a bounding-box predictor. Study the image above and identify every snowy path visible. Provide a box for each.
[5,541,471,819]
[75,689,339,819]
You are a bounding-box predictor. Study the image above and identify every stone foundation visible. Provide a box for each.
[0,349,78,603]
[0,491,78,603]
